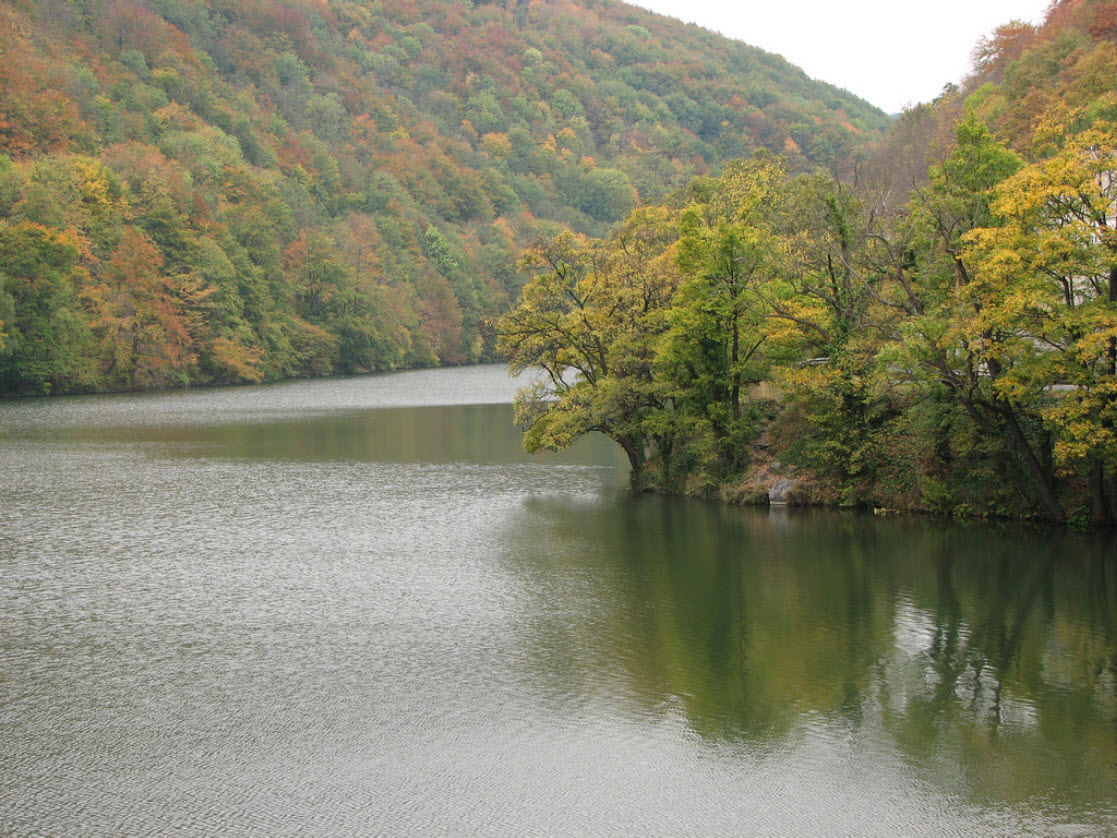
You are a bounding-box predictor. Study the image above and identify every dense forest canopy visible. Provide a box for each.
[497,0,1117,526]
[0,0,884,393]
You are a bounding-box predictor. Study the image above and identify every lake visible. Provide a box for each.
[1,364,1114,836]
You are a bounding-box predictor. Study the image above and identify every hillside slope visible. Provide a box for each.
[0,0,886,393]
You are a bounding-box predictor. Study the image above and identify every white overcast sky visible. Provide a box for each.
[625,0,1055,113]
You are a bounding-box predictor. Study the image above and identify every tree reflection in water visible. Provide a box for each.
[503,497,1117,809]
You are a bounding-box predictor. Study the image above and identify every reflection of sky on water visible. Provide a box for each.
[885,597,1040,730]
[892,596,941,660]
[0,363,534,434]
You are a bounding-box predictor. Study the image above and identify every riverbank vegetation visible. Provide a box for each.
[498,0,1117,526]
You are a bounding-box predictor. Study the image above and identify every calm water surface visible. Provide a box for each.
[1,365,1115,836]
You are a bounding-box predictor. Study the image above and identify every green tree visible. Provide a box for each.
[578,168,637,222]
[284,230,351,324]
[0,222,97,394]
[763,170,905,505]
[666,154,785,425]
[892,114,1069,521]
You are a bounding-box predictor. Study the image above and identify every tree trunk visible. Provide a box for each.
[1091,460,1112,526]
[983,354,1065,523]
[1108,266,1117,378]
[614,434,644,477]
[730,315,741,420]
[1108,468,1117,523]
[998,402,1066,523]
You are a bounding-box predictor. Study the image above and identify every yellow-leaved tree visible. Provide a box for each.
[496,208,679,478]
[966,108,1117,523]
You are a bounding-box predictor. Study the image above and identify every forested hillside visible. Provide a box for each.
[498,0,1117,525]
[0,0,885,393]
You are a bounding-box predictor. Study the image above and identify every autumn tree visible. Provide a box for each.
[85,227,199,390]
[496,208,679,477]
[965,111,1117,523]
